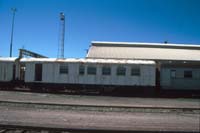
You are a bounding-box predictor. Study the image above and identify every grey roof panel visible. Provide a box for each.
[87,42,200,61]
[91,41,200,49]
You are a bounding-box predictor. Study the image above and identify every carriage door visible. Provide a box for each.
[35,64,42,81]
[12,64,16,80]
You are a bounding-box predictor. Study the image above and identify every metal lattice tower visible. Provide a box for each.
[57,12,65,58]
[10,8,17,57]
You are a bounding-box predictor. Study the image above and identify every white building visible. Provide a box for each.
[86,41,200,90]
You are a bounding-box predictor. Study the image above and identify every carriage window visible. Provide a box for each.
[184,70,192,78]
[171,70,176,78]
[79,65,85,75]
[87,66,96,75]
[59,65,68,74]
[131,68,140,76]
[117,66,126,76]
[102,67,111,75]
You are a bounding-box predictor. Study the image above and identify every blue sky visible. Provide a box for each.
[0,0,200,58]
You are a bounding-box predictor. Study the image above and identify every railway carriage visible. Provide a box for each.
[0,58,16,82]
[0,57,199,96]
[20,58,156,92]
[0,57,18,89]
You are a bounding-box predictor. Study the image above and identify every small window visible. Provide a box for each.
[171,70,176,78]
[184,70,192,78]
[102,66,111,75]
[59,64,68,74]
[79,65,85,75]
[87,66,96,75]
[117,66,126,76]
[131,68,140,76]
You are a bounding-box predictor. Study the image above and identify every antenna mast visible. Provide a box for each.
[57,12,65,58]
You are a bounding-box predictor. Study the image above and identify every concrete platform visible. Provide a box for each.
[0,90,199,109]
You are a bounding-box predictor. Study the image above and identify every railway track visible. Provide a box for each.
[0,126,197,133]
[0,126,117,133]
[0,87,102,96]
[1,87,199,98]
[0,100,199,114]
[0,126,121,133]
[0,128,44,133]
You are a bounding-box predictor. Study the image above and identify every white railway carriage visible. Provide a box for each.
[0,57,16,82]
[0,57,198,96]
[20,58,156,90]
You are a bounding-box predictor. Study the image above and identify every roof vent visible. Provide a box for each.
[164,41,168,44]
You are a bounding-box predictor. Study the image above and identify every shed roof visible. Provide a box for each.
[87,41,200,61]
[20,58,155,65]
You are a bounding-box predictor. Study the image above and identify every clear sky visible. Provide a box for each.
[0,0,200,58]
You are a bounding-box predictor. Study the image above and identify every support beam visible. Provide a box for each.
[19,49,47,58]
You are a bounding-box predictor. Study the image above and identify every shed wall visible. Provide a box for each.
[161,68,200,90]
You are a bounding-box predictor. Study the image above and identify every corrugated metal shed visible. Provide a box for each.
[86,41,200,61]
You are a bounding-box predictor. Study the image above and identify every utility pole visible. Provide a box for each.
[10,8,17,57]
[57,12,65,58]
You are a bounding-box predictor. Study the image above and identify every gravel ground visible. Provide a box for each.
[0,91,199,132]
[0,103,199,132]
